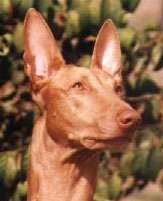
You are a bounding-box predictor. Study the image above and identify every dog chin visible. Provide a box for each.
[82,137,132,151]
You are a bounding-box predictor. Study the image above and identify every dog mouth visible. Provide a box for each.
[82,135,133,151]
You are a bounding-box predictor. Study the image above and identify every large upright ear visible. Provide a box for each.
[91,20,121,81]
[23,8,65,91]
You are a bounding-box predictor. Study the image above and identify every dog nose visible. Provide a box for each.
[117,109,140,129]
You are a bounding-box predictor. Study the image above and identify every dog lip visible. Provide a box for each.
[83,135,132,142]
[84,137,111,142]
[82,135,132,150]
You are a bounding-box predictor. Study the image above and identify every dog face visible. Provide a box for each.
[23,9,140,151]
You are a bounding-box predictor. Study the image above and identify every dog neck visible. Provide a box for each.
[28,115,100,201]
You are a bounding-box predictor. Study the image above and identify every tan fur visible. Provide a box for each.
[23,8,140,201]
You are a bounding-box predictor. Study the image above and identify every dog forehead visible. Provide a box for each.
[49,65,94,87]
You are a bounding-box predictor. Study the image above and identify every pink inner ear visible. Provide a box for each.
[101,39,121,76]
[35,54,48,77]
[24,8,65,79]
[91,20,121,77]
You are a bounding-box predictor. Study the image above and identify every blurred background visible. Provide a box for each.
[0,0,163,200]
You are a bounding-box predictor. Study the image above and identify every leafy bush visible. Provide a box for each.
[0,0,163,200]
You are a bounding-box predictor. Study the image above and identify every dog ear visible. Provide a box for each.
[91,20,121,81]
[23,8,65,91]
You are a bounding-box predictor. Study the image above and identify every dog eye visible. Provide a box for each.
[114,84,124,96]
[72,82,84,90]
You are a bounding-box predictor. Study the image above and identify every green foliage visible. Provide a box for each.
[107,172,122,200]
[120,150,135,178]
[0,151,20,187]
[101,0,124,25]
[121,0,140,12]
[13,181,27,201]
[0,0,163,201]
